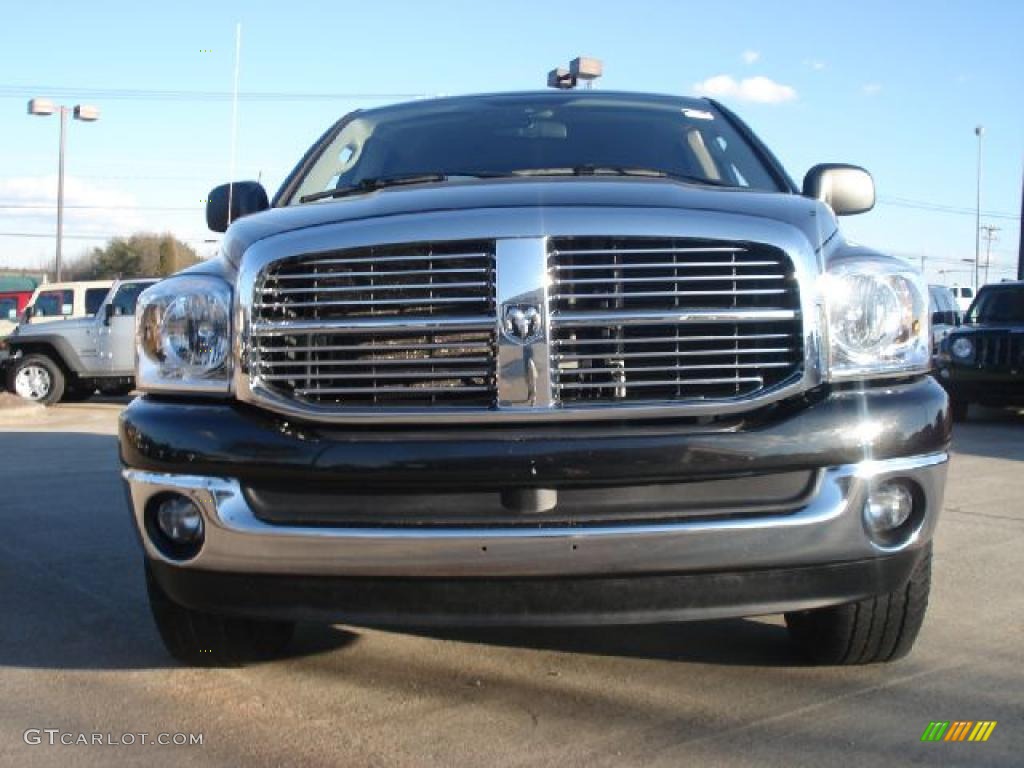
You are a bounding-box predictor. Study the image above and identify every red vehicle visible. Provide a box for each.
[0,290,32,332]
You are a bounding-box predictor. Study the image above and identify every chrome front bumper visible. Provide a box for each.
[124,452,947,579]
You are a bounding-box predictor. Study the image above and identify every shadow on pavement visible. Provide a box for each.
[951,406,1024,462]
[386,618,802,667]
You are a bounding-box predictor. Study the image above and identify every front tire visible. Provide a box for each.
[785,546,932,665]
[8,354,65,405]
[145,562,295,667]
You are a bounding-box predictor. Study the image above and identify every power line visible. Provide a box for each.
[0,231,217,242]
[0,84,431,103]
[0,203,200,211]
[877,196,1021,221]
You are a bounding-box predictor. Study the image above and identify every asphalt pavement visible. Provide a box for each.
[0,400,1021,767]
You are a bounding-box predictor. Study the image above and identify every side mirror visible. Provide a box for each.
[104,303,116,325]
[802,164,875,216]
[206,181,270,233]
[22,306,34,322]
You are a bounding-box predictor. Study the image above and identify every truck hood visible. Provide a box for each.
[221,177,838,265]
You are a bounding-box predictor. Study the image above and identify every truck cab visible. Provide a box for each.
[4,277,156,404]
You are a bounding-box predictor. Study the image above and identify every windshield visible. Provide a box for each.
[288,94,783,204]
[966,286,1024,324]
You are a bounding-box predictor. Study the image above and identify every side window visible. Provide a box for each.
[34,290,73,317]
[0,298,18,320]
[85,288,109,315]
[110,283,150,316]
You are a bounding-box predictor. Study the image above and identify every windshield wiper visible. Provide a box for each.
[299,172,510,203]
[510,165,732,187]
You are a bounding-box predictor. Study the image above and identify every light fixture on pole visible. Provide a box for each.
[973,125,984,292]
[27,98,100,282]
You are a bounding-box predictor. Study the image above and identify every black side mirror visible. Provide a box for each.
[22,306,34,322]
[206,181,270,233]
[103,303,116,325]
[803,164,875,216]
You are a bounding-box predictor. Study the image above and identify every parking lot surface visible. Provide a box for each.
[0,401,1021,767]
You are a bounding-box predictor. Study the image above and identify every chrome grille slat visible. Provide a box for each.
[267,281,490,295]
[260,356,492,368]
[563,274,786,284]
[548,236,802,404]
[296,385,494,396]
[553,333,791,346]
[269,267,491,280]
[555,289,789,300]
[277,252,491,267]
[551,246,745,255]
[251,316,495,335]
[255,296,487,309]
[554,260,781,270]
[264,369,492,381]
[556,377,765,390]
[554,348,794,360]
[556,309,798,327]
[251,241,497,408]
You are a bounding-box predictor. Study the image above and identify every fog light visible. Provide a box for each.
[156,495,204,543]
[864,482,914,533]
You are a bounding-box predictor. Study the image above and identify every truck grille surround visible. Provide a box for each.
[249,236,803,416]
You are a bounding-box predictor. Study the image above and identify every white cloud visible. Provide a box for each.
[741,50,760,64]
[0,175,145,235]
[692,74,797,104]
[861,83,883,96]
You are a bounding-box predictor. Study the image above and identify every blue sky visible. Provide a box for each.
[1,0,1021,283]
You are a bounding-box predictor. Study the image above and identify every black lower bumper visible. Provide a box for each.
[120,378,950,491]
[147,550,924,627]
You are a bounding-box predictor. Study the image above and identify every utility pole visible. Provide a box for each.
[974,125,984,291]
[980,225,1000,285]
[1018,164,1024,281]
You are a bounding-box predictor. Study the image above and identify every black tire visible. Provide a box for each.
[7,353,65,405]
[785,546,932,665]
[950,398,969,423]
[145,562,295,667]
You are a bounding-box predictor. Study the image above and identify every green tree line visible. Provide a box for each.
[66,233,203,280]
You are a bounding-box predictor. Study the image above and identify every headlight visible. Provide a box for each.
[950,337,974,360]
[136,275,232,393]
[824,258,929,380]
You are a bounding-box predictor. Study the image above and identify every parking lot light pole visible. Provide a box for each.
[27,98,100,282]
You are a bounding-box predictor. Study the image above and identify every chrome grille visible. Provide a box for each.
[549,237,802,402]
[251,242,497,407]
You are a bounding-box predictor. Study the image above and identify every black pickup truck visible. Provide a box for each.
[119,90,949,667]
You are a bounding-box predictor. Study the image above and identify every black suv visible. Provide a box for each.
[937,280,1024,420]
